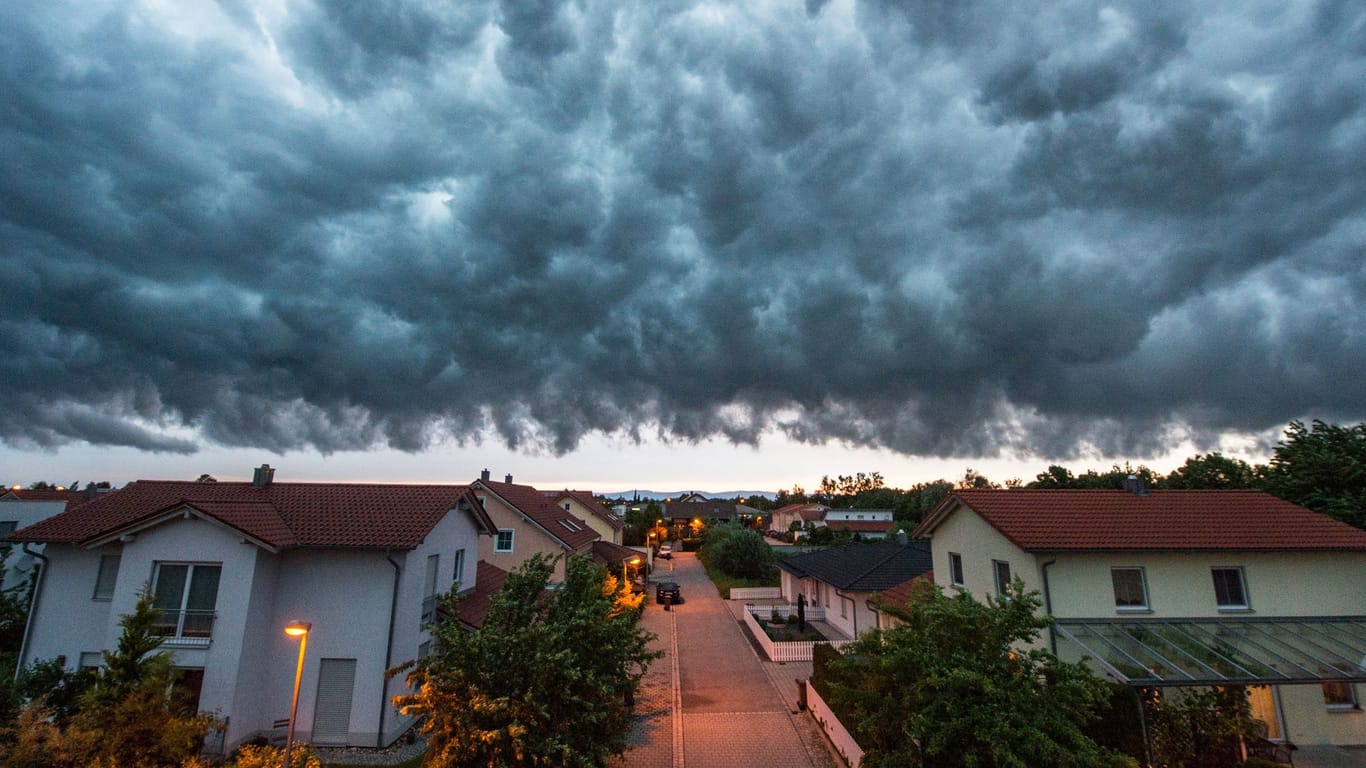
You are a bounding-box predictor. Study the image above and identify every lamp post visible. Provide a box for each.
[623,556,641,592]
[283,621,311,768]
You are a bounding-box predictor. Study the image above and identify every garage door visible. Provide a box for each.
[311,658,357,745]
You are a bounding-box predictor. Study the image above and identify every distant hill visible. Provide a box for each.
[599,490,777,502]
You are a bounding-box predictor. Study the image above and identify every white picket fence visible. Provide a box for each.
[730,587,783,600]
[741,605,851,662]
[805,678,864,768]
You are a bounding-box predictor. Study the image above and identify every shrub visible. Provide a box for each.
[224,743,323,768]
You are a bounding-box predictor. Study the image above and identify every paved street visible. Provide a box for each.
[612,552,840,768]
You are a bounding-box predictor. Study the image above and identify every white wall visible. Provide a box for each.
[20,542,116,669]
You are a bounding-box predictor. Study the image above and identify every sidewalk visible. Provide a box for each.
[612,554,839,768]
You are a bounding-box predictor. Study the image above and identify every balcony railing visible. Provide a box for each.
[151,610,216,647]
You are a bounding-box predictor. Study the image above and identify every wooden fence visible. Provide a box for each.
[741,605,851,662]
[729,587,783,600]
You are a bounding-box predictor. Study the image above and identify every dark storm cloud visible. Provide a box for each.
[3,0,1365,461]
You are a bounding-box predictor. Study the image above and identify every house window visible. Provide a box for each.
[93,554,121,600]
[948,553,965,587]
[0,521,16,537]
[151,563,221,645]
[1212,567,1249,610]
[78,651,103,671]
[453,548,466,585]
[421,554,440,626]
[495,529,514,553]
[1111,567,1149,610]
[992,560,1012,597]
[1323,679,1358,709]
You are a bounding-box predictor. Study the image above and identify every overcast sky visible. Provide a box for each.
[3,0,1364,492]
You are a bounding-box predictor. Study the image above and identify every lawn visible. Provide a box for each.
[698,556,778,599]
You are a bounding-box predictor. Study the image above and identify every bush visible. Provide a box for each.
[702,525,775,580]
[225,743,323,768]
[1240,759,1281,768]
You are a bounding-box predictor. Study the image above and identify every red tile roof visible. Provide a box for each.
[916,489,1366,551]
[549,490,624,531]
[9,480,495,550]
[455,560,511,629]
[590,540,643,567]
[872,572,935,613]
[2,489,96,507]
[474,480,600,550]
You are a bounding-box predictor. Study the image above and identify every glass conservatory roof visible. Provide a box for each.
[1054,616,1366,687]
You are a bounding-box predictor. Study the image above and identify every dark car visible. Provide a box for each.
[655,581,682,604]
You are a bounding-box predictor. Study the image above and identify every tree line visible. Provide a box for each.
[765,420,1366,531]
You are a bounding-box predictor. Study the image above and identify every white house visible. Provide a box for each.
[9,466,496,752]
[912,486,1366,750]
[776,537,933,640]
[0,488,98,589]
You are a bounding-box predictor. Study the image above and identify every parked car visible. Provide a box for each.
[655,582,682,604]
[658,543,673,559]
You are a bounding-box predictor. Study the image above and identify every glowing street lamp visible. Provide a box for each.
[623,556,642,590]
[283,621,311,768]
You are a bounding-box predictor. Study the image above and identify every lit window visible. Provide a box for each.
[1112,567,1149,610]
[993,560,1012,596]
[495,529,514,553]
[1211,567,1249,610]
[948,553,965,587]
[1322,680,1358,709]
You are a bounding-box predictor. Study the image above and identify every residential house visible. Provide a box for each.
[8,466,496,751]
[912,486,1366,749]
[548,490,623,545]
[1,487,99,589]
[470,473,601,582]
[824,508,897,540]
[769,503,827,533]
[776,537,933,641]
[663,500,762,531]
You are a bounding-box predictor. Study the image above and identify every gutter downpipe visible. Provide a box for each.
[16,543,49,679]
[1040,557,1057,654]
[378,550,401,747]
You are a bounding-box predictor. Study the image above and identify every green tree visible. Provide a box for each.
[1161,453,1259,490]
[0,589,218,768]
[700,524,774,580]
[394,554,658,767]
[1264,420,1366,529]
[827,580,1116,768]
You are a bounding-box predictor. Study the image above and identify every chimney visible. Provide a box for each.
[1122,474,1147,496]
[897,530,908,546]
[505,473,513,484]
[252,464,275,489]
[480,468,490,482]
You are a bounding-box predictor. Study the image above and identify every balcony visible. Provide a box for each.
[151,609,216,647]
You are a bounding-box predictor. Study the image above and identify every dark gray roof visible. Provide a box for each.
[777,539,933,592]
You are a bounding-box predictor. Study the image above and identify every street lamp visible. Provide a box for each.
[623,556,641,590]
[283,621,312,768]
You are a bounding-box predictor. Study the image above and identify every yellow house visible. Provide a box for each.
[913,486,1366,749]
[547,490,623,545]
[470,475,600,582]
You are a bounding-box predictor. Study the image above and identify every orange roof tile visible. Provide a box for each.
[917,489,1366,551]
[10,480,493,550]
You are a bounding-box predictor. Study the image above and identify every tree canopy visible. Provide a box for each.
[394,553,658,768]
[826,580,1117,768]
[1264,419,1366,529]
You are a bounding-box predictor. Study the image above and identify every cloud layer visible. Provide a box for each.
[2,0,1364,460]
